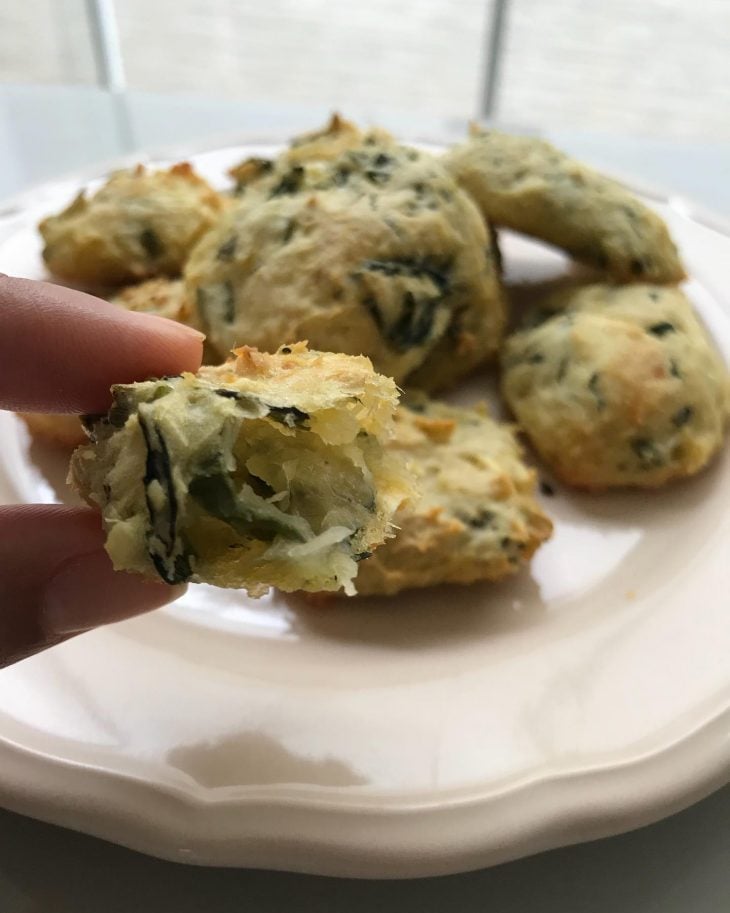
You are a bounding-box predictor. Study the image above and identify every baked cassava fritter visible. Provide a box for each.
[443,127,685,284]
[187,137,506,390]
[501,283,730,489]
[70,343,412,596]
[354,396,553,595]
[39,163,225,285]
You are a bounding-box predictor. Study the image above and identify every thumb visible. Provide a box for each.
[0,504,184,667]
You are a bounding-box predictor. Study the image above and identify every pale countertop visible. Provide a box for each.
[0,85,728,912]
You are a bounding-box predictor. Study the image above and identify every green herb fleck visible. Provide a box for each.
[138,414,192,584]
[366,291,440,351]
[631,437,664,469]
[356,257,452,351]
[139,228,163,259]
[648,322,675,337]
[465,509,496,529]
[672,405,693,427]
[266,405,310,429]
[216,236,237,261]
[108,392,134,428]
[282,219,297,243]
[332,167,350,187]
[588,372,606,410]
[270,166,304,197]
[361,257,450,293]
[190,474,308,542]
[365,164,391,185]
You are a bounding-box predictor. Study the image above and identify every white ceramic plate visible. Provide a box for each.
[0,141,729,879]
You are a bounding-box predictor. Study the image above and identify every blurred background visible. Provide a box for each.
[1,0,729,207]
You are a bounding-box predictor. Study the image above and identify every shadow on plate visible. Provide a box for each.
[276,571,547,651]
[542,445,728,526]
[503,263,600,328]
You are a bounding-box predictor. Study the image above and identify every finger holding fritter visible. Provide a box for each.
[70,343,412,596]
[0,275,203,414]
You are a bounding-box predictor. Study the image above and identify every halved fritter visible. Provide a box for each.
[70,343,412,595]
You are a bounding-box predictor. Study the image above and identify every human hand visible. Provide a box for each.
[0,275,204,667]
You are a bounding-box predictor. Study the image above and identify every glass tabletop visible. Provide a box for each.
[2,84,730,219]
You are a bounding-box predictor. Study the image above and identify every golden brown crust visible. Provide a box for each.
[229,113,394,196]
[287,113,393,163]
[111,278,191,323]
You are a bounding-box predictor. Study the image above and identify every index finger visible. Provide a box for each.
[0,275,204,414]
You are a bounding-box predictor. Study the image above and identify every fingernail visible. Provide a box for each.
[125,309,206,342]
[42,549,186,636]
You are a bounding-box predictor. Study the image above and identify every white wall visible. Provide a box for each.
[1,0,728,140]
[1,0,96,84]
[497,0,730,139]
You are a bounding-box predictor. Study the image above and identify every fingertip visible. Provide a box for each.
[120,306,206,344]
[0,276,205,413]
[42,548,186,637]
[119,308,205,373]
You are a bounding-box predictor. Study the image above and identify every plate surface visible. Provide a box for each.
[0,141,729,878]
